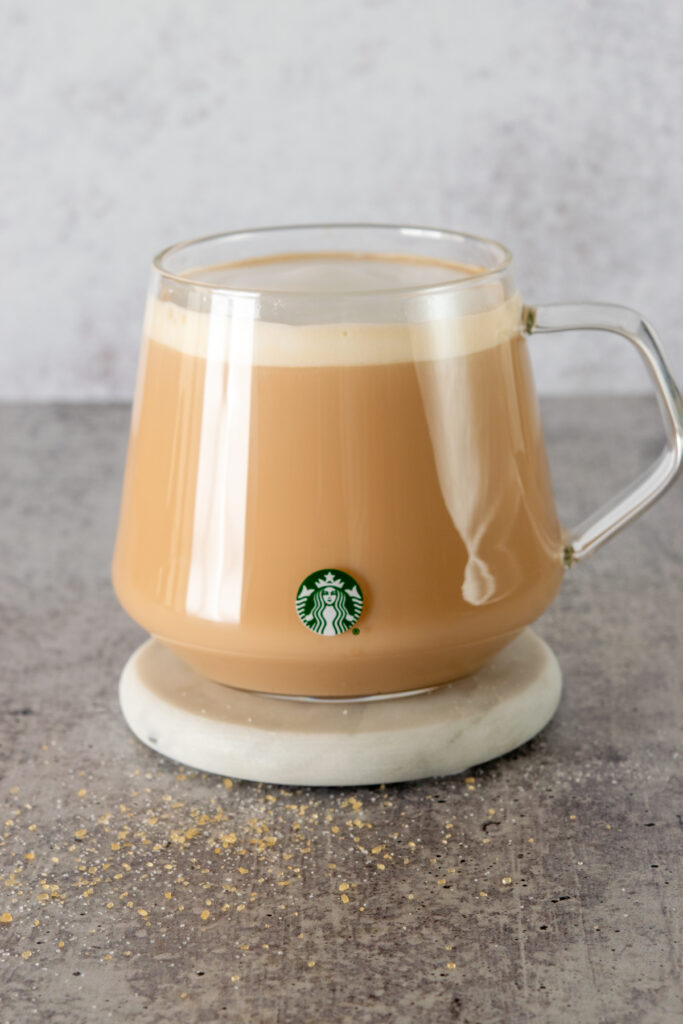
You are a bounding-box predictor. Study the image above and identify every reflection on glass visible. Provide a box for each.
[186,306,254,623]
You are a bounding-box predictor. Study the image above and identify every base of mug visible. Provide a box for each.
[118,629,562,787]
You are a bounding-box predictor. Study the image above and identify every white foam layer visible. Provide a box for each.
[145,293,522,367]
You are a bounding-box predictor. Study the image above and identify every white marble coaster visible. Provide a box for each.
[118,630,561,787]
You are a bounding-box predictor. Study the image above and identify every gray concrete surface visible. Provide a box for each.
[0,398,681,1024]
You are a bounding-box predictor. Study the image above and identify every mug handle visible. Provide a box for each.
[524,302,683,566]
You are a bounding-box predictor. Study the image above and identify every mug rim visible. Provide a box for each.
[153,223,513,299]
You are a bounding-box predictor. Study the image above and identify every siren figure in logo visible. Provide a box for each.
[311,586,350,636]
[296,570,364,636]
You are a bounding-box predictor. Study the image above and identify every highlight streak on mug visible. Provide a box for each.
[417,333,533,607]
[185,297,255,623]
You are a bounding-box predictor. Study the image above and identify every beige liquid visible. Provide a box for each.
[113,253,564,697]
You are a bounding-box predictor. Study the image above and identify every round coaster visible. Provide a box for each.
[118,630,561,787]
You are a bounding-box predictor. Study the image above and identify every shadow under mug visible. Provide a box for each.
[112,225,683,697]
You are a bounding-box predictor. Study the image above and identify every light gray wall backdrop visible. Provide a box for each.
[2,0,682,398]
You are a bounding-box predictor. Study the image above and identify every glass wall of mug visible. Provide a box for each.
[112,225,565,698]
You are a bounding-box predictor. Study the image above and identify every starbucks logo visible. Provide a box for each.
[296,569,364,636]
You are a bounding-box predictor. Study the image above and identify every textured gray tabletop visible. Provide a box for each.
[0,399,681,1024]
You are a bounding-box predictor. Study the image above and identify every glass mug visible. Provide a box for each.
[112,225,683,698]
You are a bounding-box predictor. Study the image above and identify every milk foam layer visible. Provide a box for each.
[146,296,521,367]
[149,252,521,367]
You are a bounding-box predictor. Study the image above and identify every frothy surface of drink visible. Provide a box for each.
[183,251,484,292]
[150,251,521,367]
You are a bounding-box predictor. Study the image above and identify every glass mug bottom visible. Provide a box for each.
[112,225,683,698]
[151,624,557,700]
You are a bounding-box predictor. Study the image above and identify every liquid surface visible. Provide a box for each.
[183,250,484,292]
[114,253,563,696]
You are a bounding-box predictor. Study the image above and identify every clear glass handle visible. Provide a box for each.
[525,303,683,565]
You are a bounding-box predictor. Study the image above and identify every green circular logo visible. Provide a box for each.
[295,569,363,636]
